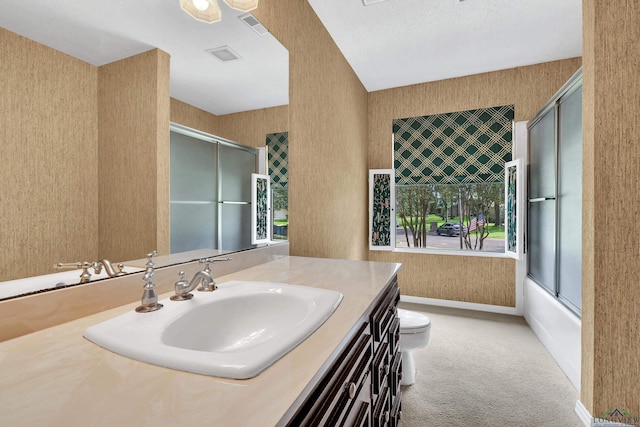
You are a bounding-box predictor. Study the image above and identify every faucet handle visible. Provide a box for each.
[146,251,157,268]
[170,271,194,301]
[92,261,103,275]
[199,256,232,267]
[54,261,93,284]
[115,262,125,274]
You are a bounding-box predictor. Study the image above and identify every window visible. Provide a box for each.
[267,132,288,240]
[392,105,515,254]
[528,70,582,315]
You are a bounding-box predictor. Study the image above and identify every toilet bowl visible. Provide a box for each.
[398,308,431,386]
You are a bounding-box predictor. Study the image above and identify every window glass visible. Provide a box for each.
[557,87,583,311]
[395,183,504,253]
[392,106,513,254]
[529,109,556,199]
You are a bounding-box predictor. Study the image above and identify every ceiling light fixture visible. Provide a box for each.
[180,0,259,24]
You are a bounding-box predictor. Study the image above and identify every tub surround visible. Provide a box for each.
[0,243,289,342]
[0,256,401,426]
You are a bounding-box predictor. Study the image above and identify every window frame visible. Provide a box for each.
[385,106,517,258]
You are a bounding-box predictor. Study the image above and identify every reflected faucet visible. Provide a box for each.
[54,261,94,283]
[170,257,231,301]
[54,258,127,284]
[93,259,127,278]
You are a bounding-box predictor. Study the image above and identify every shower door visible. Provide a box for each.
[170,125,258,254]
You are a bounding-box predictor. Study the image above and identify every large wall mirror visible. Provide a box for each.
[0,0,289,299]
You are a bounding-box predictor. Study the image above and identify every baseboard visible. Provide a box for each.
[575,400,638,427]
[400,295,520,316]
[575,401,591,426]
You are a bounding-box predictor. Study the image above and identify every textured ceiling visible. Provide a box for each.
[308,0,582,91]
[0,0,581,115]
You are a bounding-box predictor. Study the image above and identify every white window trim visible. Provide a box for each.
[251,173,271,245]
[392,246,511,258]
[384,129,525,259]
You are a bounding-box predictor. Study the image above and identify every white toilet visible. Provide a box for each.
[397,308,431,386]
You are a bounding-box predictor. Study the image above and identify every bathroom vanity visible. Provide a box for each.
[0,256,401,426]
[282,277,401,426]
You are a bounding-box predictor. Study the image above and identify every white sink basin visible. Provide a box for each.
[84,281,343,379]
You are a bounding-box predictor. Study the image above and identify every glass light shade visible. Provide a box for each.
[222,0,259,12]
[180,0,222,23]
[192,0,210,11]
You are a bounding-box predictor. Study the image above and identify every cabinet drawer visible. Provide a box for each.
[389,351,402,398]
[372,341,389,395]
[326,337,374,426]
[339,372,371,427]
[372,385,390,427]
[388,317,400,355]
[287,322,371,426]
[352,401,371,427]
[371,284,399,342]
[390,392,402,427]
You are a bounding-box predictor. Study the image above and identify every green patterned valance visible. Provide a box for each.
[393,105,514,185]
[266,132,288,189]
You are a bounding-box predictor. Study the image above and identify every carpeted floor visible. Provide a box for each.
[398,303,582,427]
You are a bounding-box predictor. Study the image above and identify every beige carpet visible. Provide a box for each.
[398,303,582,427]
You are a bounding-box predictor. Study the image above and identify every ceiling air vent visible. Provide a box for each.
[239,13,269,36]
[362,0,387,5]
[206,46,242,62]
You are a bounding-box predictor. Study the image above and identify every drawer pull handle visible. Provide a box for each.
[390,306,397,315]
[347,382,356,399]
[385,364,390,375]
[384,411,390,422]
[398,410,402,421]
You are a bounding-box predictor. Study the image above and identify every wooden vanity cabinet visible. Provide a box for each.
[282,278,401,427]
[370,281,401,427]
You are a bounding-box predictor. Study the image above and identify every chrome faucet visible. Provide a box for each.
[170,257,231,301]
[93,259,126,278]
[135,251,163,313]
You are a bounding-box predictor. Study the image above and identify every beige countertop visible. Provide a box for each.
[0,256,400,427]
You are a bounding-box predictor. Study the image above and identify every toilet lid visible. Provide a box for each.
[398,308,431,332]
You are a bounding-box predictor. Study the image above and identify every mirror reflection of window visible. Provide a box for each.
[267,132,289,241]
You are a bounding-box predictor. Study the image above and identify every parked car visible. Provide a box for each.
[436,222,467,236]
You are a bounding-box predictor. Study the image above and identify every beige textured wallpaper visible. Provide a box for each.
[170,98,219,136]
[170,98,288,149]
[368,58,582,306]
[256,1,370,261]
[581,0,640,417]
[0,27,99,281]
[98,49,171,262]
[216,106,289,148]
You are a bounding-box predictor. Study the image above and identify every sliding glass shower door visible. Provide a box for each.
[219,144,256,251]
[170,126,257,254]
[170,131,218,253]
